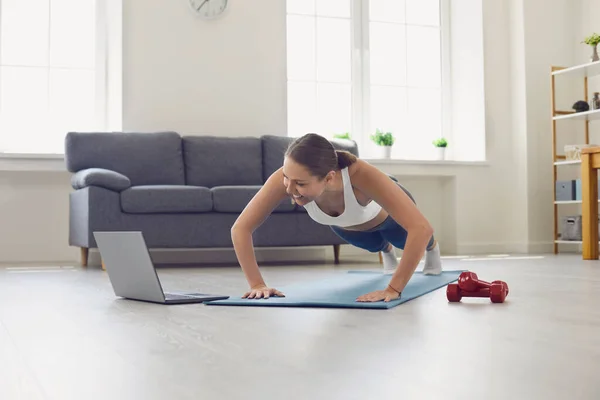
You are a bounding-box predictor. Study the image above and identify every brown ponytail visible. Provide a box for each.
[285,133,357,179]
[335,150,357,169]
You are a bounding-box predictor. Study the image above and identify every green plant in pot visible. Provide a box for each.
[432,137,448,160]
[582,33,600,62]
[333,132,351,140]
[370,129,395,158]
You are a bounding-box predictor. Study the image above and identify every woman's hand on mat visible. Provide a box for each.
[356,287,400,302]
[242,284,285,299]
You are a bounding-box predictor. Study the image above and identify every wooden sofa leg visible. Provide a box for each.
[333,244,340,264]
[81,247,89,267]
[378,252,383,264]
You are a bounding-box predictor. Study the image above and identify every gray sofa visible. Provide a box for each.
[64,131,359,266]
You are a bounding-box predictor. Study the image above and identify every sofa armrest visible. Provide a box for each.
[69,186,123,248]
[71,168,131,192]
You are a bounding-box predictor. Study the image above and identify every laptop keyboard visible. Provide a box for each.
[165,293,203,300]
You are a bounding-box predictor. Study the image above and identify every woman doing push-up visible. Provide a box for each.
[230,133,442,303]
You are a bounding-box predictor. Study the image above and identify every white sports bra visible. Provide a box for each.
[302,167,382,227]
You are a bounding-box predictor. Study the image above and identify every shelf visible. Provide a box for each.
[555,240,600,244]
[553,109,600,121]
[554,160,581,166]
[551,61,600,78]
[555,200,600,204]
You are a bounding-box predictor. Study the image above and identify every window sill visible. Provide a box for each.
[0,153,490,172]
[363,158,489,167]
[363,158,490,178]
[0,152,66,171]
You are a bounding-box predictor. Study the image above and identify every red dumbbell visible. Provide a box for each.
[446,282,508,303]
[458,271,509,297]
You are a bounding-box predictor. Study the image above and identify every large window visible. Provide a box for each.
[286,0,449,160]
[0,0,106,154]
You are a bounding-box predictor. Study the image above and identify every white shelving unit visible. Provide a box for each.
[551,60,600,78]
[553,160,582,166]
[553,109,600,121]
[554,200,600,204]
[551,61,600,252]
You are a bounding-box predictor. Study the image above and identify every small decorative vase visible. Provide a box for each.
[592,92,600,110]
[435,147,446,160]
[592,45,599,62]
[378,145,392,159]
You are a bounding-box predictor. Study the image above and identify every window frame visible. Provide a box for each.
[0,0,109,156]
[286,0,452,160]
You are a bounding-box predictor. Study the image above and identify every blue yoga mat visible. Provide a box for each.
[205,270,463,309]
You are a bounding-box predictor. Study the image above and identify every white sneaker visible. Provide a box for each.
[382,246,398,274]
[423,242,442,275]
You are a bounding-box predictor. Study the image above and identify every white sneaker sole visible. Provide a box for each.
[422,268,442,275]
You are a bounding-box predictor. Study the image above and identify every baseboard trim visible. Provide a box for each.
[85,245,376,267]
[528,241,557,254]
[456,242,554,255]
[53,240,564,267]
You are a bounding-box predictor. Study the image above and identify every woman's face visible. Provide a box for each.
[282,156,332,205]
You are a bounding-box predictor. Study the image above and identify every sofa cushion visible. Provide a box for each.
[211,186,297,213]
[183,136,263,188]
[261,135,360,182]
[120,185,212,214]
[65,131,185,186]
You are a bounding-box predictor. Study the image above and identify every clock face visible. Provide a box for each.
[188,0,228,19]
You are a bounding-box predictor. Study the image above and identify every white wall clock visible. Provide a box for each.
[188,0,228,20]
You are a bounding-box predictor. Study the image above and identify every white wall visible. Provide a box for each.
[0,0,589,263]
[122,0,287,137]
[577,0,600,64]
[522,0,578,252]
[0,170,73,263]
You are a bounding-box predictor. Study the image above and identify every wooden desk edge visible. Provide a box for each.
[581,152,600,260]
[581,147,600,154]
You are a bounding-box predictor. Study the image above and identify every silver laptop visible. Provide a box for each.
[93,231,229,305]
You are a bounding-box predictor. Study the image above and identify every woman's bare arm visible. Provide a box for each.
[350,160,434,293]
[231,167,289,289]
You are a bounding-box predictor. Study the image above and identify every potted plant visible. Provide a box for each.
[370,129,395,159]
[333,132,351,140]
[432,137,448,160]
[582,33,600,62]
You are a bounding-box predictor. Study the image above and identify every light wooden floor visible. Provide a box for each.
[2,253,600,400]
